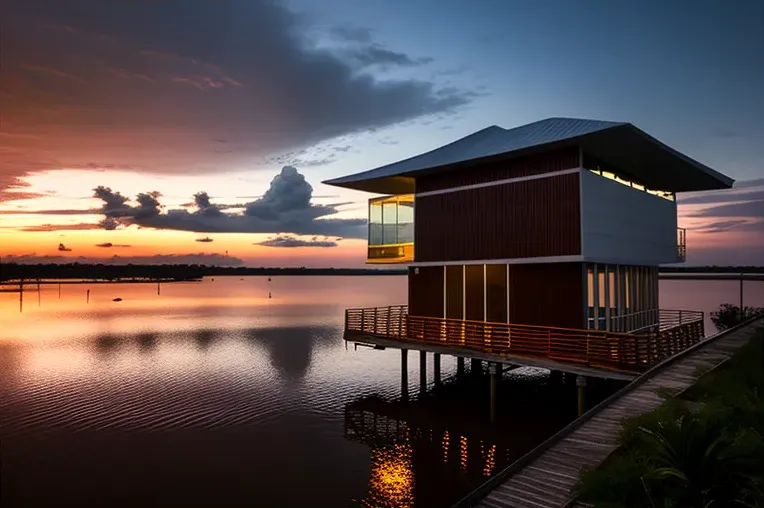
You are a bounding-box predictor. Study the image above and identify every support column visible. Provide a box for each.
[401,349,409,401]
[549,370,563,385]
[576,375,587,417]
[433,353,441,387]
[471,358,482,376]
[489,363,500,423]
[420,351,427,393]
[456,357,465,378]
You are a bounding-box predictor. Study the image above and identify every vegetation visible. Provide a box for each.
[577,328,764,508]
[711,303,764,333]
[0,263,407,282]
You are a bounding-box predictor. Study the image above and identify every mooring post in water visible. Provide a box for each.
[471,358,482,376]
[576,375,587,417]
[456,356,465,378]
[401,349,409,400]
[19,279,23,313]
[419,351,427,393]
[86,289,90,303]
[433,353,441,387]
[37,279,41,307]
[489,363,500,423]
[58,280,61,299]
[157,281,161,296]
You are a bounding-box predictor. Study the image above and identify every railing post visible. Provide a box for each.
[360,308,366,333]
[386,306,391,337]
[344,309,348,330]
[373,307,378,334]
[678,310,683,326]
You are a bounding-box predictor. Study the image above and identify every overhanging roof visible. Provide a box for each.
[323,117,734,195]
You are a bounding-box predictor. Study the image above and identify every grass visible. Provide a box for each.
[577,327,764,508]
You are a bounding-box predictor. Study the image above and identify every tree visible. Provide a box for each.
[710,303,764,333]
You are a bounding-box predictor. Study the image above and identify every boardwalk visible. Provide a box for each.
[456,317,763,508]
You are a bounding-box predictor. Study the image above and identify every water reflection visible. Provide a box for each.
[247,326,334,381]
[137,332,158,352]
[194,329,218,350]
[345,394,517,508]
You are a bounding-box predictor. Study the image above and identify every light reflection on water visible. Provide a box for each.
[0,276,762,507]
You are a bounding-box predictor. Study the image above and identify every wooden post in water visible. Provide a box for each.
[19,279,23,313]
[489,363,500,423]
[419,351,427,393]
[37,279,41,306]
[86,289,90,303]
[456,357,465,378]
[576,375,587,417]
[58,280,61,299]
[433,353,441,387]
[157,281,161,296]
[401,349,409,401]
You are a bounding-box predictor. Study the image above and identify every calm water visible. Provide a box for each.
[0,276,762,507]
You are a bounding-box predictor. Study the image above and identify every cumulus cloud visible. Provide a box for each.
[89,166,365,237]
[0,0,472,199]
[256,236,339,248]
[57,243,72,252]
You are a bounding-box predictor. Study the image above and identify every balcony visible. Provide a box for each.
[677,227,687,262]
[368,194,414,264]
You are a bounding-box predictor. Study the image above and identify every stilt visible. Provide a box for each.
[401,349,409,400]
[489,363,500,423]
[471,358,482,376]
[576,375,587,417]
[456,357,465,377]
[549,370,563,384]
[433,353,441,387]
[420,351,427,393]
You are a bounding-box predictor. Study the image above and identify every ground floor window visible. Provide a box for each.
[586,264,659,332]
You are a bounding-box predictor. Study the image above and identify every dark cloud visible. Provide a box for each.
[691,200,764,218]
[3,253,244,266]
[88,166,365,237]
[57,243,72,252]
[95,242,131,248]
[0,208,99,215]
[256,236,338,248]
[0,0,472,198]
[679,189,764,205]
[195,237,214,243]
[331,25,373,44]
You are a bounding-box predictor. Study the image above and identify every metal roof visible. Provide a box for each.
[323,117,734,194]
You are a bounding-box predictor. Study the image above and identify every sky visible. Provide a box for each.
[0,0,762,267]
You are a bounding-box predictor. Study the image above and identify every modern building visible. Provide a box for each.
[325,118,733,336]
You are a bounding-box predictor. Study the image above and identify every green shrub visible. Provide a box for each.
[710,303,764,332]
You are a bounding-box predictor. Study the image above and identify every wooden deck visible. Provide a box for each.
[453,316,763,508]
[345,306,705,375]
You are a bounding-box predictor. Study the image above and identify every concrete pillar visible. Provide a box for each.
[433,353,441,387]
[401,349,409,400]
[489,363,500,423]
[420,351,427,393]
[576,375,587,417]
[471,358,482,376]
[456,357,465,377]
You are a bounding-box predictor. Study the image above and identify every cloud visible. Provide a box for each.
[89,166,366,237]
[3,253,244,266]
[256,236,339,248]
[678,189,764,205]
[94,242,131,248]
[691,200,764,218]
[195,237,214,243]
[20,222,102,232]
[1,0,472,199]
[57,243,72,252]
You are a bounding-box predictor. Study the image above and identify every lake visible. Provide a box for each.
[1,276,762,507]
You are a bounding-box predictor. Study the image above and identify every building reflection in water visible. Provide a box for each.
[345,396,513,508]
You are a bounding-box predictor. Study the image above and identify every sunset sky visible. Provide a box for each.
[1,0,762,267]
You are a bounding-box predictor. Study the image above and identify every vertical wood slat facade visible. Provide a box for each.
[408,262,585,329]
[416,146,579,193]
[414,172,581,262]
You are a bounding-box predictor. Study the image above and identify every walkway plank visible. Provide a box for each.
[469,319,762,508]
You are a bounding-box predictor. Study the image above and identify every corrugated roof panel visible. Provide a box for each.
[324,117,625,185]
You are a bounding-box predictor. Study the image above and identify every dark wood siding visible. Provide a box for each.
[485,264,508,322]
[445,265,463,319]
[417,146,579,193]
[464,265,484,321]
[408,266,443,318]
[508,263,585,329]
[414,172,581,263]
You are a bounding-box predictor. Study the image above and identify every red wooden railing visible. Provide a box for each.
[344,306,704,374]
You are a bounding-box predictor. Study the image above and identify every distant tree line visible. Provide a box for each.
[661,265,764,274]
[0,263,407,282]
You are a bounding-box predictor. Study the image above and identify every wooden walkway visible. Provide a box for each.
[455,317,763,508]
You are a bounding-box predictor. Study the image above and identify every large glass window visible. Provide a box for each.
[369,202,383,245]
[368,195,414,246]
[397,201,415,244]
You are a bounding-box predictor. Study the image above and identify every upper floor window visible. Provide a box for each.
[588,169,675,201]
